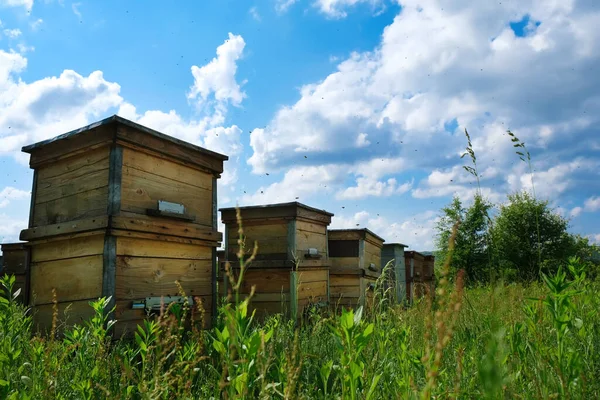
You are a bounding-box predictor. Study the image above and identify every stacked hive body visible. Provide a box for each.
[380,243,408,304]
[0,243,30,304]
[404,251,436,302]
[328,229,384,309]
[219,202,332,320]
[18,115,227,336]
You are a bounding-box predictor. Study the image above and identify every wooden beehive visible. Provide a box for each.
[219,202,333,320]
[0,242,30,304]
[381,243,408,304]
[404,251,428,303]
[328,229,385,309]
[18,115,227,336]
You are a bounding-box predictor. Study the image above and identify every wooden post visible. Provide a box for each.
[27,171,37,228]
[287,220,297,262]
[211,177,218,325]
[290,271,298,320]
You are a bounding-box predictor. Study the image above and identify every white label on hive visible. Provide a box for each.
[158,200,185,214]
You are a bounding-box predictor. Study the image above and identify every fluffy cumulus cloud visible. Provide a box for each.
[247,0,600,232]
[0,33,248,242]
[315,0,386,18]
[0,0,33,12]
[0,213,27,244]
[331,209,439,250]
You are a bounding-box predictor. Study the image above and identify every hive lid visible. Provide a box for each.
[383,242,408,248]
[22,115,228,170]
[327,228,385,243]
[220,201,334,224]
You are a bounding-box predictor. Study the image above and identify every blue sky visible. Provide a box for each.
[1,0,599,251]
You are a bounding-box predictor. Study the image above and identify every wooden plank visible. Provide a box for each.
[211,246,217,326]
[117,125,225,174]
[296,269,328,284]
[20,216,109,241]
[226,223,288,240]
[1,245,28,275]
[331,286,361,298]
[115,256,212,299]
[297,280,327,301]
[287,220,296,262]
[32,186,109,226]
[328,230,362,241]
[290,271,298,320]
[330,275,359,287]
[28,171,37,228]
[296,207,332,225]
[107,146,123,216]
[295,220,326,235]
[35,165,109,205]
[110,229,219,247]
[229,236,288,256]
[121,166,212,226]
[32,299,97,335]
[238,269,291,293]
[122,147,213,190]
[116,237,212,259]
[30,234,105,263]
[27,126,114,168]
[223,217,293,229]
[330,257,360,270]
[37,147,110,181]
[112,213,216,240]
[30,255,103,304]
[102,236,117,324]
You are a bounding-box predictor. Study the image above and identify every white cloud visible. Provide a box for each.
[249,6,261,21]
[589,233,600,245]
[0,214,27,244]
[584,196,600,212]
[3,28,22,38]
[72,2,82,20]
[240,164,347,205]
[570,207,583,218]
[275,0,299,13]
[355,132,370,147]
[247,0,600,210]
[331,209,439,250]
[0,186,30,208]
[188,32,246,109]
[315,0,385,19]
[0,0,33,12]
[336,177,412,200]
[30,18,43,31]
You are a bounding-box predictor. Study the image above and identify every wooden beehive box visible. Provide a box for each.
[18,115,227,336]
[328,229,385,309]
[404,251,426,303]
[219,202,333,320]
[381,243,408,304]
[0,242,30,304]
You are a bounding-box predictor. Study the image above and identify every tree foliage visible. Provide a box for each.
[435,194,493,284]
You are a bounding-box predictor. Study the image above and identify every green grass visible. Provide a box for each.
[1,263,599,398]
[1,217,599,399]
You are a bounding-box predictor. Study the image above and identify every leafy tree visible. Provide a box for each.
[491,191,576,281]
[435,194,494,284]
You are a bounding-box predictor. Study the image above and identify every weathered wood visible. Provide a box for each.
[211,247,217,325]
[30,255,104,304]
[122,147,213,190]
[35,162,109,204]
[120,165,212,226]
[115,256,212,299]
[109,229,219,247]
[1,243,29,275]
[297,280,327,301]
[28,171,37,228]
[116,237,212,259]
[220,202,333,224]
[290,271,298,320]
[102,235,117,322]
[295,220,326,235]
[111,213,217,240]
[116,124,226,174]
[32,299,97,335]
[24,125,114,168]
[37,147,110,181]
[32,186,109,226]
[107,146,123,216]
[30,234,104,263]
[20,216,109,241]
[287,220,296,262]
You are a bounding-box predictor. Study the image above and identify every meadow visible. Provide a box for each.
[1,219,599,400]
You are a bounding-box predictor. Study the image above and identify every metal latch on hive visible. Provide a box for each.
[131,296,194,313]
